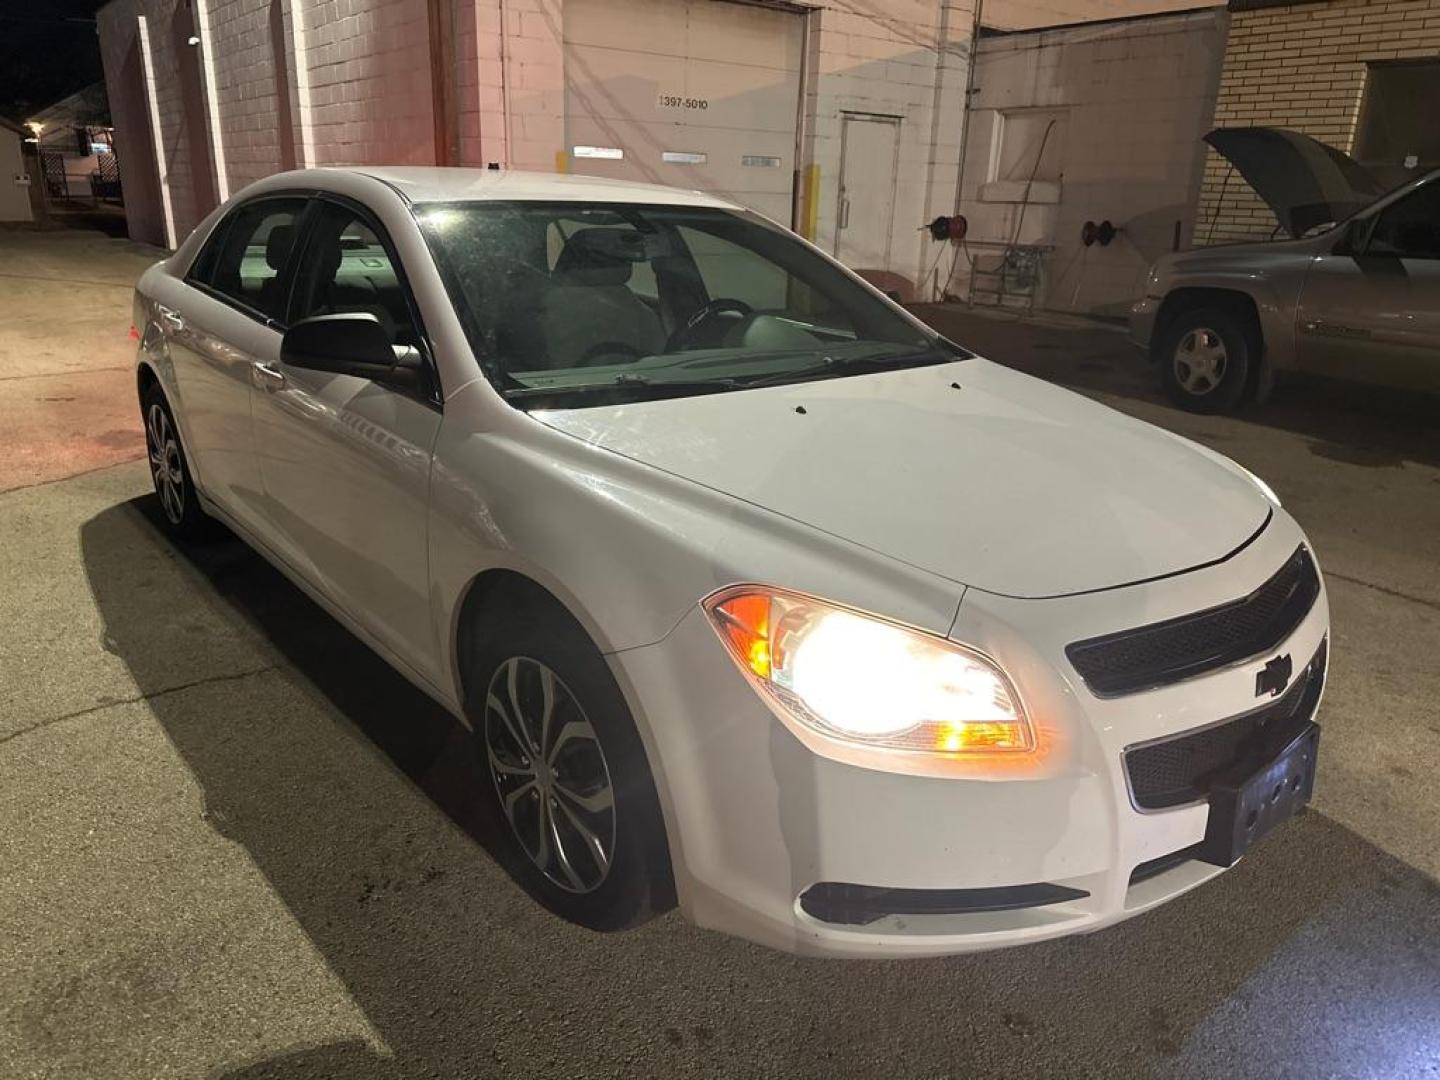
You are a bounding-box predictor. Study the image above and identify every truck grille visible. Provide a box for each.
[1066,545,1320,697]
[1124,640,1326,810]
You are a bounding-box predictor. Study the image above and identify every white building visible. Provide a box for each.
[0,119,34,223]
[28,83,118,204]
[953,8,1228,315]
[97,0,982,296]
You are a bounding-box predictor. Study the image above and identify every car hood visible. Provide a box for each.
[535,359,1271,598]
[1203,127,1385,238]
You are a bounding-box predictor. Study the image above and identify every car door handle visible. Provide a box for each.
[159,308,185,333]
[252,362,287,390]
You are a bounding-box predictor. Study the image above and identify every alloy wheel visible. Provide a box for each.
[483,656,617,894]
[1173,328,1228,396]
[146,402,186,525]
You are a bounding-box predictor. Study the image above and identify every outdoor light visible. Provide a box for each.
[187,35,201,45]
[705,586,1033,755]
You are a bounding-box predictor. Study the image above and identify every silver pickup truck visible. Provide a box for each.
[1132,128,1439,414]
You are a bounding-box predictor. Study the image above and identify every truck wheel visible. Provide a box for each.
[1158,306,1255,414]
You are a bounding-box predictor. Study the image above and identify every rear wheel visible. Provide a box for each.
[1158,305,1255,414]
[140,382,212,539]
[462,601,673,929]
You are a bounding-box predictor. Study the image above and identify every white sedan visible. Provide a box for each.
[133,168,1328,958]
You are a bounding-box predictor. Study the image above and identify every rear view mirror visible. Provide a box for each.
[281,313,426,391]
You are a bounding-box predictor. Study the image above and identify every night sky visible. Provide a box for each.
[0,1,109,122]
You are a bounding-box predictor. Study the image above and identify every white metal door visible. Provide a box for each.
[835,114,901,272]
[563,0,803,223]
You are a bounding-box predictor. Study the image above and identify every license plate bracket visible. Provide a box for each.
[1196,723,1319,868]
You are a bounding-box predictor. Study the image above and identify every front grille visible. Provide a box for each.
[1124,640,1326,810]
[1067,545,1320,697]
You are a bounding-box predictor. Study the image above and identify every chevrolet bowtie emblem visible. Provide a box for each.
[1255,653,1293,698]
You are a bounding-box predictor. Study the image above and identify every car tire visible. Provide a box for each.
[461,602,674,930]
[140,382,213,540]
[1158,306,1256,415]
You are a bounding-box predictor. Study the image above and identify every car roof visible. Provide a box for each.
[336,166,744,209]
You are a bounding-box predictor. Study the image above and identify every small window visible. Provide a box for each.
[994,110,1066,184]
[1367,180,1440,260]
[199,198,307,321]
[291,202,420,346]
[1355,61,1440,173]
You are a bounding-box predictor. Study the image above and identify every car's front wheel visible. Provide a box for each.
[462,600,673,930]
[141,381,212,539]
[1158,306,1256,414]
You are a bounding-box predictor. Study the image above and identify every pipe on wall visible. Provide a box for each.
[136,14,177,249]
[426,0,460,165]
[498,0,514,166]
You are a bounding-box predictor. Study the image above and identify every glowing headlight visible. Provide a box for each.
[704,587,1033,755]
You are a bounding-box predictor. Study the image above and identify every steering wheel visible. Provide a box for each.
[665,298,754,352]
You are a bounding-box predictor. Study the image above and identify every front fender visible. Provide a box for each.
[1160,247,1314,373]
[427,384,965,709]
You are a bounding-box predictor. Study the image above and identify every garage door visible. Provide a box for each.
[563,0,803,224]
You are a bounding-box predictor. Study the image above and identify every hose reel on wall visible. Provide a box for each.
[1080,219,1118,247]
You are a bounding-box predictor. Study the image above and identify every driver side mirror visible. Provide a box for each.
[1333,217,1370,258]
[281,313,426,392]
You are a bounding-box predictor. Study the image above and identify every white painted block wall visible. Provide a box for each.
[0,129,33,224]
[953,9,1227,315]
[807,0,973,295]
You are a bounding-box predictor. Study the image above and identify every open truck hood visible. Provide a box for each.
[1204,127,1386,238]
[536,359,1272,599]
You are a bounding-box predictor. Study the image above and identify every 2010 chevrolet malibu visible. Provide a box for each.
[132,168,1328,957]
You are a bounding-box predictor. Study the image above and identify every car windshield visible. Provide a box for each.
[416,201,963,408]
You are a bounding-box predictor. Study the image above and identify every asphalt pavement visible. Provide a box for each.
[2,228,1438,1079]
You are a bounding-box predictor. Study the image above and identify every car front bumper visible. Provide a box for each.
[610,511,1328,958]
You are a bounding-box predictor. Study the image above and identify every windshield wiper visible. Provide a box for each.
[502,347,961,406]
[739,347,956,389]
[503,373,746,405]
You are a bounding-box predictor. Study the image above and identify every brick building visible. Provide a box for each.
[1196,0,1440,244]
[96,0,979,295]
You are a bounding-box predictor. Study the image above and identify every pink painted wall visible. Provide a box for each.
[97,0,971,284]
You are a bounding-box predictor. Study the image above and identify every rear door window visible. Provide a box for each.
[194,198,309,321]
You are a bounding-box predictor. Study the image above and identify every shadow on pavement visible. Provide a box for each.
[80,496,1440,1079]
[33,202,131,239]
[912,304,1440,471]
